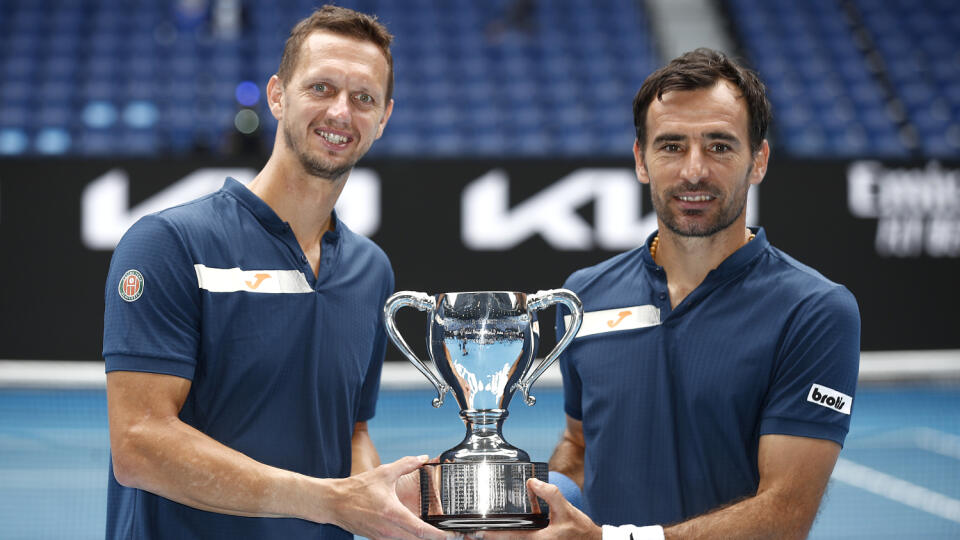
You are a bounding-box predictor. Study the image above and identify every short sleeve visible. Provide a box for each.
[356,258,395,421]
[103,214,201,380]
[557,278,584,421]
[760,285,861,446]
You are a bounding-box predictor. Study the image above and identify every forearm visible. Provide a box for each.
[548,433,585,488]
[112,415,336,523]
[663,487,818,540]
[351,422,381,475]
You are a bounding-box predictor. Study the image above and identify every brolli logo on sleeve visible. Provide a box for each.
[807,384,852,415]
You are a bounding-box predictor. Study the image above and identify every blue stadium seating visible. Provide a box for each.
[0,0,955,158]
[728,0,958,158]
[852,0,960,157]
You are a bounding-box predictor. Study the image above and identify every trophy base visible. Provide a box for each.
[423,513,549,531]
[420,462,549,531]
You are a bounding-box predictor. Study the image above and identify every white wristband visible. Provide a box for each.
[601,524,665,540]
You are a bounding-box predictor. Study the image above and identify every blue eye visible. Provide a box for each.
[355,93,373,104]
[312,83,328,92]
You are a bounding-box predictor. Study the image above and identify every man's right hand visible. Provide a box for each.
[473,478,601,540]
[327,455,457,540]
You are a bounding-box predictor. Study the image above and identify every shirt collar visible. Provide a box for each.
[221,177,344,242]
[712,226,767,279]
[641,226,768,277]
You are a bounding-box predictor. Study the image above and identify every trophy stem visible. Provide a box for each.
[462,408,507,448]
[463,408,505,428]
[440,409,531,463]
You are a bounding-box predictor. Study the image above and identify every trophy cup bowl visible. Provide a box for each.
[384,290,583,531]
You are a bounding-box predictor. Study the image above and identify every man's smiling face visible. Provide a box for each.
[270,30,393,181]
[635,80,768,237]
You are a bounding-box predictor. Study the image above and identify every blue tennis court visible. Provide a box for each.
[1,384,958,539]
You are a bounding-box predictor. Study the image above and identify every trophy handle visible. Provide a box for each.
[384,291,450,408]
[515,288,583,406]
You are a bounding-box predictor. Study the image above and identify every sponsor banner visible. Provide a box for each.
[848,161,960,258]
[0,158,957,359]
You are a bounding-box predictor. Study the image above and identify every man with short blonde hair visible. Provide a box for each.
[103,6,453,540]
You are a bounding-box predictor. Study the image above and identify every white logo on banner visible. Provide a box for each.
[80,168,380,250]
[462,168,759,251]
[848,161,960,258]
[82,166,761,252]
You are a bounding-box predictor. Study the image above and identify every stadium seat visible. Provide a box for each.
[1,0,952,158]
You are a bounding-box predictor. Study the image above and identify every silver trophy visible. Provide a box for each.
[383,290,583,531]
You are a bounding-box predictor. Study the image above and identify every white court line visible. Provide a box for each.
[0,361,107,388]
[832,457,960,524]
[846,427,960,461]
[3,349,960,389]
[912,427,960,461]
[853,349,960,382]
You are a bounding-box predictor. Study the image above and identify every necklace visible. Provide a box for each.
[650,232,756,263]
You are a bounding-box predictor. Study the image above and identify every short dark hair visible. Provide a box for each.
[633,48,771,154]
[276,5,394,103]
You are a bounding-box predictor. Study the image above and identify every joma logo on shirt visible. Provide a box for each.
[807,384,852,415]
[245,273,272,289]
[607,310,632,328]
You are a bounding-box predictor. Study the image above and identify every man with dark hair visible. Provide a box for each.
[483,48,860,539]
[103,6,453,540]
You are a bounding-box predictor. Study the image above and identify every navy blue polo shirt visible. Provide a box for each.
[557,228,860,527]
[103,178,393,539]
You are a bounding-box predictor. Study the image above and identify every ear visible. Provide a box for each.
[749,139,770,186]
[374,99,394,140]
[266,75,284,121]
[634,139,650,184]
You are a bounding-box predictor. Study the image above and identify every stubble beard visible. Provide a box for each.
[283,120,358,182]
[651,168,752,238]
